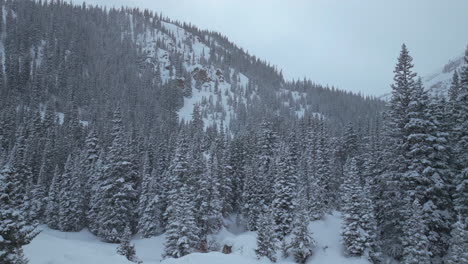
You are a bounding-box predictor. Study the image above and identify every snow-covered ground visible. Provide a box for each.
[24,212,370,264]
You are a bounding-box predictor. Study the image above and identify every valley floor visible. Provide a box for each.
[24,212,370,264]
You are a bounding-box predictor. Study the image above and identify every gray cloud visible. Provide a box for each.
[83,0,468,96]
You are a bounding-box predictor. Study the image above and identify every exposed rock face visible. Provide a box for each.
[175,77,185,89]
[222,245,232,254]
[192,67,211,83]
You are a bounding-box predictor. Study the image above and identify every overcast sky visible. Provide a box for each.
[84,0,468,96]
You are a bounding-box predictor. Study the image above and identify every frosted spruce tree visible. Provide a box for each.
[377,44,419,259]
[137,153,156,237]
[95,110,139,242]
[163,130,199,258]
[452,46,468,225]
[137,152,163,237]
[45,166,61,229]
[242,162,261,231]
[197,153,223,240]
[81,128,100,225]
[401,199,431,264]
[288,199,316,264]
[87,150,107,234]
[272,144,297,239]
[0,160,38,264]
[163,183,199,258]
[341,158,368,256]
[58,155,85,232]
[137,170,164,238]
[117,226,141,263]
[314,120,332,213]
[255,210,277,262]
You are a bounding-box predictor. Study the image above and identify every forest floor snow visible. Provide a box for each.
[24,211,370,264]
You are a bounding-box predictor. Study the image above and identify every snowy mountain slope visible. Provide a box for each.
[423,54,464,95]
[126,17,359,129]
[133,19,256,129]
[25,213,370,264]
[0,0,382,134]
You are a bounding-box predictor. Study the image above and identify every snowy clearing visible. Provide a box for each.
[24,212,369,264]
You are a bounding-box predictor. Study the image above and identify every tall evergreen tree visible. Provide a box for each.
[376,44,418,259]
[58,155,84,232]
[163,183,199,258]
[401,199,431,264]
[96,110,138,242]
[81,128,100,223]
[45,166,61,229]
[452,46,468,225]
[272,144,297,239]
[197,153,223,240]
[341,158,368,256]
[137,155,163,237]
[287,200,316,264]
[255,211,277,262]
[0,161,38,264]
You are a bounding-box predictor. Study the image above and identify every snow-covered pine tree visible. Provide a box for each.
[449,70,461,102]
[163,127,199,258]
[403,77,433,200]
[163,128,191,228]
[163,183,199,258]
[45,165,61,229]
[30,130,56,222]
[137,154,163,237]
[401,199,431,264]
[343,122,359,159]
[81,128,100,223]
[272,144,297,239]
[288,199,315,264]
[137,152,153,233]
[315,120,332,213]
[255,210,277,262]
[445,216,468,264]
[376,44,418,259]
[242,161,261,231]
[95,109,139,242]
[0,161,38,264]
[87,150,107,234]
[341,158,367,256]
[215,124,234,217]
[452,46,468,225]
[27,183,46,223]
[422,95,454,259]
[58,155,85,232]
[256,121,277,207]
[304,124,325,220]
[197,153,223,240]
[9,129,33,213]
[360,171,380,261]
[117,226,141,263]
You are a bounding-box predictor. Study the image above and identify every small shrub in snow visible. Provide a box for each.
[117,226,142,264]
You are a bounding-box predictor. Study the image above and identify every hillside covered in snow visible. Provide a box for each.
[423,54,465,96]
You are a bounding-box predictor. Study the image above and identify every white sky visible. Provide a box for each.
[83,0,468,96]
